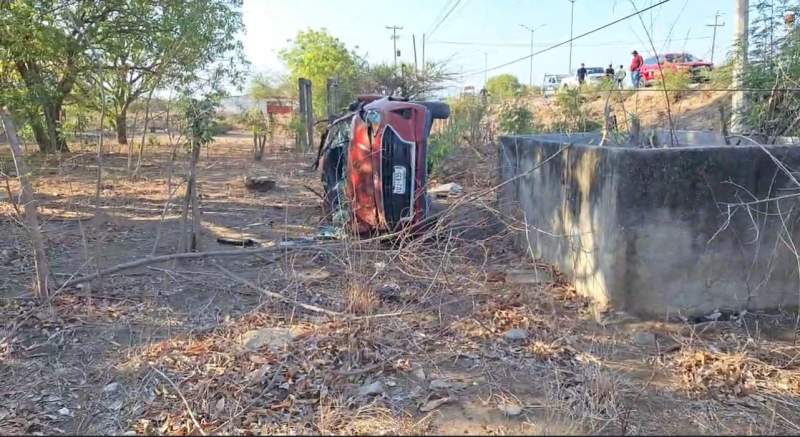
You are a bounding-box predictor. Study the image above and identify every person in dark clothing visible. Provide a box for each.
[577,63,587,85]
[605,64,615,79]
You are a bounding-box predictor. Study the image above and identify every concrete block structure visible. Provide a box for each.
[498,133,800,319]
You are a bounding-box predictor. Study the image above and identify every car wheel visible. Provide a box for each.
[416,101,450,120]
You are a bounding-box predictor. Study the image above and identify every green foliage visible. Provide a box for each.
[0,0,115,152]
[448,95,489,146]
[182,97,219,148]
[657,70,692,101]
[739,3,800,138]
[496,100,534,135]
[552,87,600,132]
[287,114,306,150]
[280,29,360,117]
[706,62,732,88]
[0,0,246,152]
[428,132,456,176]
[90,0,247,144]
[427,95,489,174]
[485,74,523,101]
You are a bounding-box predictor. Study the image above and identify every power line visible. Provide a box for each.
[426,0,456,34]
[430,35,712,48]
[460,0,673,78]
[428,0,463,38]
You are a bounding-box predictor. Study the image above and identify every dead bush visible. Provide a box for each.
[344,282,378,315]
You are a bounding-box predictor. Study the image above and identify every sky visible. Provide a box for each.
[241,0,735,95]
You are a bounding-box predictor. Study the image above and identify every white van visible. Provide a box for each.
[542,74,570,96]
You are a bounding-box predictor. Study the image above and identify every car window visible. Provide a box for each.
[644,56,658,65]
[586,67,604,74]
[684,53,697,62]
[664,54,676,62]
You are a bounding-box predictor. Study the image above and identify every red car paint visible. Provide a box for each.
[639,52,713,85]
[347,98,428,234]
[317,96,448,236]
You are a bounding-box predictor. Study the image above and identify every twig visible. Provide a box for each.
[59,246,283,289]
[212,260,343,317]
[303,184,324,200]
[149,364,207,436]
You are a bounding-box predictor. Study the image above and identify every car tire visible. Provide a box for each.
[415,101,450,120]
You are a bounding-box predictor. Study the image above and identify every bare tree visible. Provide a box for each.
[1,108,51,298]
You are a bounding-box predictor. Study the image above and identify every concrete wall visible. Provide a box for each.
[498,134,800,319]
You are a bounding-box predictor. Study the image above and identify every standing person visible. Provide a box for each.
[615,65,627,89]
[577,63,587,86]
[605,64,615,79]
[604,64,614,87]
[629,50,644,88]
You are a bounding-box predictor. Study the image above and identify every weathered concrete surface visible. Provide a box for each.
[498,134,800,319]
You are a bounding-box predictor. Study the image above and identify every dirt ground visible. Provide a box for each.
[2,132,800,435]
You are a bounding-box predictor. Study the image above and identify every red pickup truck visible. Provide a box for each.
[639,52,713,86]
[315,95,449,236]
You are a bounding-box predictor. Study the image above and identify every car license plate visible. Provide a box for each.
[392,166,406,194]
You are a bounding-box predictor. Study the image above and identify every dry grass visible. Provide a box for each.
[344,282,379,315]
[4,132,800,435]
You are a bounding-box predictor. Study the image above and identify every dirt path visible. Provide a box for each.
[2,134,799,435]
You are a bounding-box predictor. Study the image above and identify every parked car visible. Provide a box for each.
[560,67,606,88]
[542,73,570,96]
[639,52,713,86]
[315,95,449,236]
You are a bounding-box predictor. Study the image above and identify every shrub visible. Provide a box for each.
[448,95,488,145]
[655,70,692,101]
[552,87,600,132]
[496,99,534,135]
[209,117,235,135]
[428,124,458,176]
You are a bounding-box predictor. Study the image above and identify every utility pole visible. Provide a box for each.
[520,24,546,88]
[412,34,418,73]
[421,33,426,74]
[484,51,488,86]
[568,0,576,74]
[706,11,725,64]
[731,0,748,133]
[386,25,403,70]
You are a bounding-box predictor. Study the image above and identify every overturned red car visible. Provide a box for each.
[315,95,449,236]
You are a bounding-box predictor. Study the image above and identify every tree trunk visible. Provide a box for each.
[180,140,202,252]
[189,141,201,252]
[127,110,139,168]
[116,106,128,145]
[42,101,69,153]
[1,109,51,298]
[29,116,49,151]
[134,89,155,176]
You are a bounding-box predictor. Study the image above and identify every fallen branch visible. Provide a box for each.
[59,246,281,289]
[149,364,207,436]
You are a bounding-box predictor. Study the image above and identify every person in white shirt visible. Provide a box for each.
[614,65,627,90]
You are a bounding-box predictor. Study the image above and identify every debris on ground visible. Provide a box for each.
[216,237,257,246]
[244,175,277,191]
[429,182,463,198]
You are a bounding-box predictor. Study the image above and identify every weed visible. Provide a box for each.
[496,99,534,135]
[344,282,378,315]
